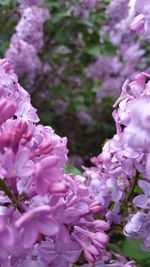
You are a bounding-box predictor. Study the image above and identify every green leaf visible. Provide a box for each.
[66,164,82,175]
[45,1,59,8]
[134,184,143,194]
[122,239,150,260]
[52,10,71,24]
[77,19,98,30]
[102,40,116,56]
[85,46,102,56]
[53,27,69,43]
[0,0,14,5]
[108,243,122,254]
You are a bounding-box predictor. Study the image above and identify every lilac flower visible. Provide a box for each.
[16,6,50,50]
[0,99,17,125]
[131,14,145,33]
[0,57,142,265]
[76,111,93,126]
[125,98,150,150]
[106,0,130,24]
[34,155,65,195]
[133,180,150,208]
[15,100,39,123]
[69,155,83,169]
[6,1,50,83]
[0,216,14,250]
[55,99,68,115]
[39,239,81,267]
[71,0,101,20]
[0,148,34,180]
[15,206,59,248]
[18,0,44,7]
[131,0,150,34]
[17,257,46,267]
[106,202,122,224]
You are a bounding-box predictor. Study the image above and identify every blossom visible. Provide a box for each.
[0,216,14,250]
[0,147,34,180]
[0,99,17,125]
[131,0,150,34]
[15,206,59,248]
[133,180,150,208]
[34,155,64,195]
[6,0,50,83]
[39,239,81,267]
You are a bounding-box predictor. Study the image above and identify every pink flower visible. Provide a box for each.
[16,100,39,123]
[34,155,64,195]
[131,14,145,33]
[133,180,150,208]
[0,216,14,250]
[0,148,34,180]
[0,100,17,125]
[39,239,81,267]
[15,205,59,248]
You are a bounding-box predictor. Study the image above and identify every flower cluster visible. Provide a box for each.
[83,71,150,263]
[2,1,150,264]
[59,0,101,20]
[0,58,111,267]
[81,253,135,267]
[85,0,147,102]
[5,0,50,84]
[131,0,150,34]
[17,0,44,7]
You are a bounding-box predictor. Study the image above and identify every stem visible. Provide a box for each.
[0,179,16,202]
[127,173,139,201]
[0,179,24,213]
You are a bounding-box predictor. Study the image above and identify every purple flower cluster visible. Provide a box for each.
[83,71,150,258]
[62,0,101,20]
[85,42,145,101]
[17,0,44,7]
[72,0,101,20]
[5,0,50,84]
[2,1,150,265]
[131,0,150,34]
[81,253,135,267]
[0,59,110,266]
[106,0,130,24]
[85,0,147,101]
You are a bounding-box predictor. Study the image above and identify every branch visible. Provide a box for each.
[127,173,139,202]
[0,179,24,213]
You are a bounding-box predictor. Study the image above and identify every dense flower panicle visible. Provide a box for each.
[131,0,150,34]
[81,0,149,150]
[124,211,150,250]
[133,180,150,208]
[6,37,42,83]
[18,0,44,7]
[0,59,110,266]
[83,68,150,263]
[6,0,50,83]
[83,72,150,234]
[70,0,101,20]
[106,0,130,24]
[85,1,146,101]
[2,0,150,263]
[16,6,50,50]
[81,253,136,266]
[85,56,121,83]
